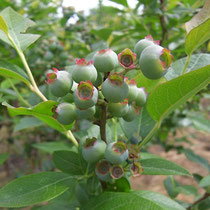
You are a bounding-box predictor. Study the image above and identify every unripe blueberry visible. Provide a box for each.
[118,48,136,70]
[101,73,128,103]
[76,106,96,120]
[107,99,129,117]
[62,93,74,103]
[134,35,159,59]
[105,141,128,164]
[82,137,106,163]
[125,78,138,103]
[122,105,139,122]
[46,68,73,97]
[135,87,147,107]
[130,162,143,177]
[110,165,124,179]
[139,44,173,80]
[93,49,118,73]
[54,103,77,125]
[95,159,111,181]
[72,58,97,83]
[73,81,98,109]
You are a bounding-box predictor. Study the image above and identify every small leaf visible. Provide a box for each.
[3,101,74,133]
[199,175,210,188]
[165,53,210,80]
[147,65,210,121]
[0,60,30,85]
[0,153,9,165]
[141,158,191,176]
[185,19,210,55]
[53,151,86,175]
[83,191,185,210]
[91,28,112,40]
[14,117,43,132]
[0,15,8,34]
[0,172,76,208]
[184,149,210,171]
[32,142,74,154]
[109,0,129,7]
[164,176,179,198]
[0,7,40,51]
[185,0,210,33]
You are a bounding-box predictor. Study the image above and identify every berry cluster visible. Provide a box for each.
[45,35,173,182]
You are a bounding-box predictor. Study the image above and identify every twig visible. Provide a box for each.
[187,192,210,210]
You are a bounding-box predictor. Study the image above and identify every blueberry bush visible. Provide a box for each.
[0,0,210,209]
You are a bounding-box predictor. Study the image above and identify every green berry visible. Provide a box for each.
[76,106,96,120]
[107,99,129,117]
[122,105,139,122]
[72,58,97,83]
[139,44,173,80]
[125,78,138,103]
[93,49,118,73]
[95,159,111,181]
[135,88,147,107]
[82,137,106,163]
[134,35,159,59]
[46,68,73,97]
[73,81,98,109]
[62,92,74,103]
[105,141,128,164]
[101,73,128,103]
[55,103,77,125]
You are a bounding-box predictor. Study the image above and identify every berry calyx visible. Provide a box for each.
[130,162,143,177]
[118,48,136,69]
[105,141,129,164]
[93,49,118,73]
[82,137,106,163]
[95,159,111,181]
[134,35,159,59]
[46,68,73,97]
[72,58,97,83]
[54,103,77,125]
[73,81,98,109]
[139,44,173,80]
[101,73,128,103]
[110,165,124,179]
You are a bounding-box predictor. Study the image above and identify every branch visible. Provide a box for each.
[187,192,210,210]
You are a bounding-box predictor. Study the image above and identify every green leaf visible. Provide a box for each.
[91,28,112,40]
[164,176,179,198]
[14,117,43,132]
[53,151,86,175]
[132,191,185,210]
[3,101,74,133]
[0,60,30,85]
[199,175,210,188]
[0,7,40,51]
[165,54,210,80]
[140,152,163,160]
[185,0,210,33]
[0,172,76,208]
[175,185,197,196]
[147,65,210,121]
[0,15,8,34]
[134,71,166,93]
[0,153,9,165]
[185,18,210,55]
[83,191,185,210]
[141,158,191,176]
[109,0,129,8]
[32,142,74,154]
[184,149,210,171]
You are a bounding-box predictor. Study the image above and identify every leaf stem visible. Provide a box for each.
[7,34,78,148]
[181,54,191,75]
[8,79,31,107]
